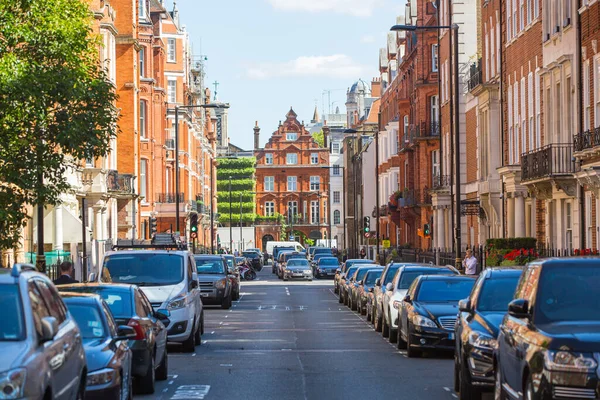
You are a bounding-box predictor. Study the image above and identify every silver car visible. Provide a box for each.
[283,259,313,281]
[0,264,87,399]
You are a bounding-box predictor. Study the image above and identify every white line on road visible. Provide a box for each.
[170,385,211,400]
[211,331,215,334]
[163,388,169,393]
[202,340,207,344]
[169,380,174,385]
[443,387,451,392]
[220,364,233,367]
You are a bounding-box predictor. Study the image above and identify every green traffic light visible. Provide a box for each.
[191,226,198,232]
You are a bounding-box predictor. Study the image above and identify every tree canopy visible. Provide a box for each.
[0,0,119,250]
[311,130,325,147]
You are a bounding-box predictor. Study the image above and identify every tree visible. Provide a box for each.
[0,0,119,251]
[311,130,325,147]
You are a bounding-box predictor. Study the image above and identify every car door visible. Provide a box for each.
[140,290,166,364]
[187,255,201,322]
[400,280,418,339]
[134,288,155,354]
[103,301,132,387]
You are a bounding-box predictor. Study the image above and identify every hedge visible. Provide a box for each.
[486,238,537,250]
[216,157,256,169]
[216,167,255,179]
[217,191,255,202]
[217,203,255,214]
[219,213,257,224]
[216,179,255,192]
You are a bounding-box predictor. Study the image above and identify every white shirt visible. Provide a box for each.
[463,256,477,275]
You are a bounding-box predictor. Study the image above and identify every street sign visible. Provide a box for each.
[190,232,197,239]
[382,240,391,248]
[364,232,370,238]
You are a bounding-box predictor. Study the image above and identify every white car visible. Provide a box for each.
[382,264,458,344]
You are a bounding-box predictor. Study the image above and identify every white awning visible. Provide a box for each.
[33,206,91,245]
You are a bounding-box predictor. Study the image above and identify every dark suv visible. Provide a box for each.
[495,258,600,400]
[194,255,233,309]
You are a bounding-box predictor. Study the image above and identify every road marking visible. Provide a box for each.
[220,363,233,367]
[163,388,169,393]
[281,348,292,351]
[286,306,290,310]
[299,306,305,311]
[192,353,196,356]
[272,305,277,309]
[258,305,262,310]
[443,387,451,392]
[169,380,174,385]
[211,331,215,334]
[219,321,223,325]
[170,385,211,400]
[202,340,207,344]
[225,315,228,318]
[452,394,458,398]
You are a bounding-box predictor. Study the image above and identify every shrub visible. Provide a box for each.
[486,237,536,250]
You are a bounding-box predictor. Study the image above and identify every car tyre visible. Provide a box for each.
[374,310,382,332]
[525,375,543,400]
[334,285,339,294]
[366,306,371,322]
[382,314,390,338]
[388,317,398,344]
[396,324,407,349]
[338,292,344,304]
[406,325,420,358]
[221,294,233,309]
[459,361,481,400]
[137,353,155,394]
[156,348,168,381]
[76,373,86,400]
[182,325,196,353]
[351,296,358,311]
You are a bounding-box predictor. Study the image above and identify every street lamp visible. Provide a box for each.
[390,23,462,269]
[229,175,233,253]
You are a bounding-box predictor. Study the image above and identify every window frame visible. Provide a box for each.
[167,79,177,103]
[310,153,319,165]
[265,153,273,165]
[264,176,274,192]
[287,176,297,192]
[309,176,320,191]
[431,44,438,72]
[286,132,298,141]
[140,158,148,199]
[167,38,176,63]
[139,47,145,78]
[286,153,298,165]
[264,201,275,216]
[139,99,147,139]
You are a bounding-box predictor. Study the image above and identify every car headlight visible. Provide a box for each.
[412,315,437,328]
[167,295,187,310]
[86,368,116,387]
[215,278,227,289]
[0,368,26,399]
[468,331,496,350]
[544,351,598,373]
[392,300,402,309]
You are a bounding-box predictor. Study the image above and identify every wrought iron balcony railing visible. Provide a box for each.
[432,174,451,189]
[521,143,577,182]
[574,127,600,152]
[157,193,184,203]
[467,58,483,92]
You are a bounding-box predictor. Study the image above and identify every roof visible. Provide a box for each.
[366,99,381,123]
[60,292,102,302]
[349,79,369,93]
[194,255,223,260]
[530,257,600,266]
[57,283,135,291]
[356,265,384,270]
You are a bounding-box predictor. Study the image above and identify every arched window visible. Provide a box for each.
[334,210,341,225]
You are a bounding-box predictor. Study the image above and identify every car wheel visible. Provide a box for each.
[76,373,86,400]
[351,296,358,311]
[182,325,196,353]
[374,310,382,332]
[382,314,389,338]
[232,289,239,301]
[338,292,344,304]
[396,325,407,350]
[221,294,232,309]
[361,302,367,316]
[156,348,168,381]
[138,353,155,394]
[406,324,420,358]
[494,366,506,400]
[334,284,339,294]
[525,375,543,400]
[194,318,202,344]
[459,361,481,400]
[388,316,398,343]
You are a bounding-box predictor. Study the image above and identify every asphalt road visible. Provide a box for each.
[139,267,491,400]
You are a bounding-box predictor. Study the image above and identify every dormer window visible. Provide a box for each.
[286,132,298,141]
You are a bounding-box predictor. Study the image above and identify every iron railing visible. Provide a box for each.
[574,127,600,152]
[521,143,577,181]
[107,171,135,194]
[157,193,184,203]
[429,121,440,137]
[432,174,451,189]
[467,58,483,92]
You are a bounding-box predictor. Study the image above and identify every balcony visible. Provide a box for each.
[521,143,577,182]
[157,193,184,203]
[107,171,135,195]
[432,174,451,190]
[466,58,483,93]
[574,127,600,153]
[285,216,328,226]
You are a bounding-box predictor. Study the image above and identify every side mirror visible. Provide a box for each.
[403,295,412,304]
[458,299,472,313]
[375,278,381,287]
[368,287,374,293]
[155,309,171,321]
[114,325,137,341]
[40,316,58,343]
[88,272,97,282]
[508,299,530,319]
[386,282,393,292]
[190,280,198,289]
[192,272,198,281]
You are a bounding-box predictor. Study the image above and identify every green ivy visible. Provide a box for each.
[486,238,537,250]
[217,179,255,192]
[217,157,256,169]
[216,167,255,179]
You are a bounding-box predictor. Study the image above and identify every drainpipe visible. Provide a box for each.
[577,5,585,248]
[499,0,505,239]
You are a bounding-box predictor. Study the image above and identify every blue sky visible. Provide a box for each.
[176,0,405,149]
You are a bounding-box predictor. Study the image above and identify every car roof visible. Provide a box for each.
[58,282,134,291]
[60,292,103,304]
[105,250,188,256]
[356,265,383,270]
[401,265,453,272]
[318,256,338,260]
[195,255,223,260]
[419,274,476,281]
[529,257,600,266]
[482,267,524,279]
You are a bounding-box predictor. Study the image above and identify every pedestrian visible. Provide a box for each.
[53,261,79,285]
[462,249,478,275]
[234,249,239,257]
[360,247,366,259]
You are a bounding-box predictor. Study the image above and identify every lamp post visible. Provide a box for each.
[390,23,462,269]
[210,158,215,254]
[239,192,243,251]
[229,175,233,253]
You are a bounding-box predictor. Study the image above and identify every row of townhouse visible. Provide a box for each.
[4,0,218,273]
[374,0,600,253]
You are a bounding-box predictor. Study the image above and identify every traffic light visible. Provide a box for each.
[424,223,431,237]
[190,213,198,239]
[363,216,370,233]
[150,217,157,235]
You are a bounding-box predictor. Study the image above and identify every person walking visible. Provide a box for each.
[53,261,79,285]
[359,247,366,259]
[462,249,478,275]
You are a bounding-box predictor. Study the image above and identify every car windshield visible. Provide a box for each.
[102,253,184,285]
[195,259,225,274]
[535,265,600,324]
[345,267,358,280]
[287,259,309,267]
[313,254,330,260]
[62,287,133,318]
[398,269,450,289]
[235,257,245,264]
[476,276,520,312]
[319,258,339,265]
[66,303,106,339]
[314,248,332,254]
[242,252,258,258]
[0,285,25,341]
[365,270,383,285]
[417,279,475,302]
[224,257,235,269]
[383,266,400,285]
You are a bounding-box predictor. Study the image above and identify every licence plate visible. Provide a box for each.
[448,332,454,340]
[201,293,209,297]
[294,273,303,277]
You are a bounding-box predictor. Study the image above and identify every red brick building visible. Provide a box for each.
[254,109,330,250]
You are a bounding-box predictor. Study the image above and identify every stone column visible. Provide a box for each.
[525,200,532,238]
[436,207,445,249]
[514,194,526,238]
[507,196,515,238]
[53,205,64,252]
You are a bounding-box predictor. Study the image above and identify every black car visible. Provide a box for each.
[59,283,169,394]
[397,275,476,357]
[194,255,233,309]
[453,267,522,399]
[357,269,383,316]
[348,266,383,311]
[242,250,263,271]
[61,293,136,400]
[334,259,374,294]
[495,258,600,400]
[314,256,340,278]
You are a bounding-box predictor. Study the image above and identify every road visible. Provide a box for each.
[140,267,488,400]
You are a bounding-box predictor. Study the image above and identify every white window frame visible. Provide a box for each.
[521,77,526,155]
[310,200,320,224]
[431,44,438,72]
[528,73,534,150]
[287,176,297,192]
[520,0,525,31]
[140,159,148,199]
[584,60,591,130]
[513,0,518,37]
[432,149,440,180]
[286,132,298,141]
[333,210,341,225]
[535,71,541,147]
[139,100,146,138]
[507,0,512,41]
[333,191,341,203]
[139,0,146,18]
[508,83,514,164]
[265,201,275,216]
[586,193,593,248]
[332,142,340,154]
[167,38,176,62]
[594,56,600,128]
[264,176,274,192]
[309,176,320,191]
[565,201,573,250]
[485,29,490,80]
[167,79,177,103]
[310,153,319,164]
[333,165,340,175]
[286,153,298,165]
[563,0,571,26]
[527,0,532,24]
[265,153,273,165]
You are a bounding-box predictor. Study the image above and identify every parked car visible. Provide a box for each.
[383,264,459,344]
[282,258,313,281]
[227,260,241,301]
[348,265,383,311]
[310,247,333,262]
[370,262,402,333]
[58,283,170,393]
[338,266,359,305]
[272,246,296,273]
[61,293,136,399]
[242,250,263,271]
[357,269,384,316]
[397,275,476,357]
[495,258,600,400]
[194,255,233,309]
[314,256,340,278]
[311,252,333,268]
[277,251,307,279]
[334,259,374,294]
[93,250,202,353]
[0,264,87,400]
[453,267,522,399]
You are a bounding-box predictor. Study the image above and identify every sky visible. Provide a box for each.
[175,0,406,149]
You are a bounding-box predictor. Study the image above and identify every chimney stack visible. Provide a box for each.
[253,121,260,151]
[322,122,330,149]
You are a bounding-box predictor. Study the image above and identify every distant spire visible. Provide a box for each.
[311,105,320,124]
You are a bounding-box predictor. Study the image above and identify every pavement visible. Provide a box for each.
[139,267,492,400]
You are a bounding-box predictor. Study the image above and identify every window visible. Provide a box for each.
[139,47,145,77]
[265,153,273,165]
[287,201,298,222]
[140,159,148,199]
[507,0,512,41]
[556,82,561,142]
[595,57,600,127]
[28,280,50,339]
[167,38,176,62]
[565,201,573,249]
[586,193,593,248]
[334,210,341,225]
[528,73,534,150]
[265,201,275,216]
[333,164,340,175]
[311,201,320,224]
[527,0,532,24]
[513,0,518,37]
[333,191,341,203]
[168,79,176,103]
[310,153,319,164]
[139,0,146,18]
[264,176,274,192]
[139,100,146,138]
[534,0,539,18]
[431,44,438,72]
[431,95,439,125]
[287,176,297,191]
[514,82,519,162]
[310,176,320,191]
[521,77,526,155]
[332,142,340,153]
[584,61,591,130]
[508,84,513,163]
[566,77,573,142]
[535,72,541,147]
[286,153,298,165]
[36,280,67,324]
[286,132,298,141]
[563,0,571,26]
[432,150,440,180]
[490,20,496,77]
[485,30,490,79]
[520,0,525,31]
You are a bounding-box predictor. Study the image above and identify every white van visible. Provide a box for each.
[265,241,305,258]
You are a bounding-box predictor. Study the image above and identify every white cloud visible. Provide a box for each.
[360,35,376,44]
[267,0,384,17]
[245,55,369,80]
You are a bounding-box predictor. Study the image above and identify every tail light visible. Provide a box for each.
[127,319,146,340]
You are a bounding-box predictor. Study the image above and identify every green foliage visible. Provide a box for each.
[0,0,119,250]
[312,131,325,147]
[217,157,256,169]
[216,191,255,203]
[486,238,537,250]
[216,167,255,180]
[216,179,255,192]
[255,214,284,223]
[217,202,255,214]
[219,213,257,224]
[386,249,402,264]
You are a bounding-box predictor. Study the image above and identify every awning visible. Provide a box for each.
[33,206,91,245]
